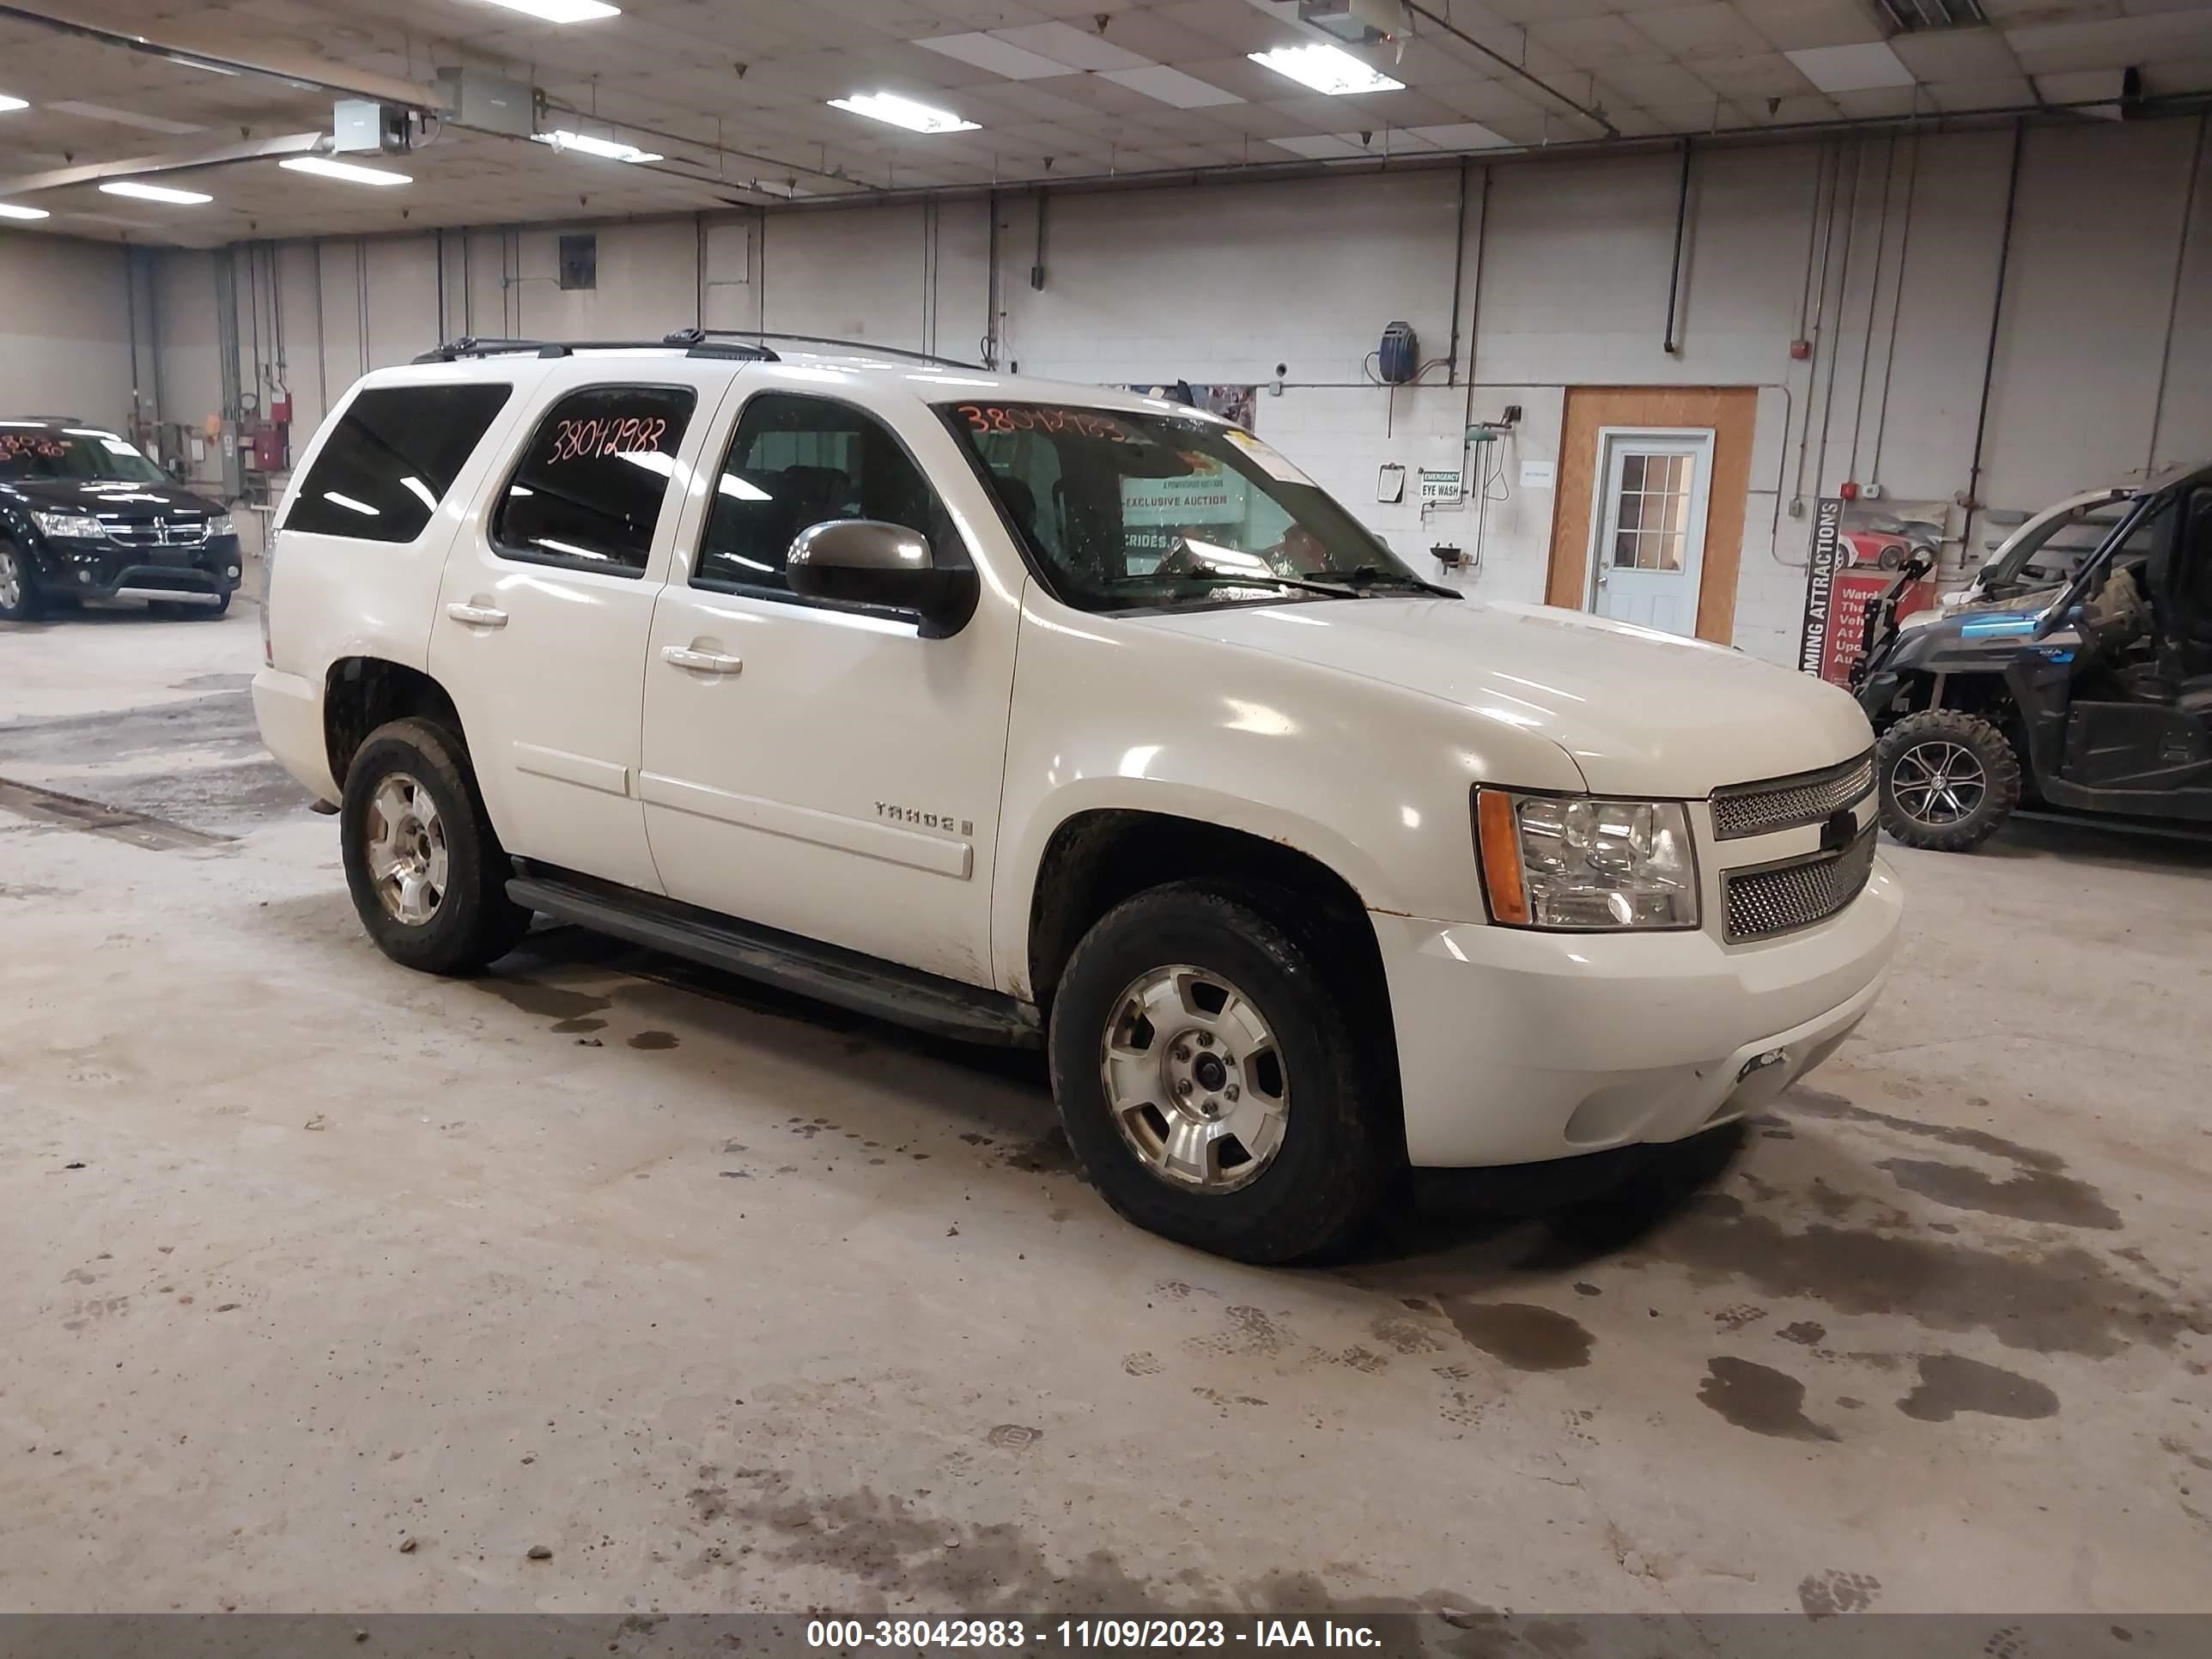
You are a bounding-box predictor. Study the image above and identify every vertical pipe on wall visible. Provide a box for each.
[147,250,166,428]
[1460,165,1492,441]
[123,245,142,434]
[435,229,447,343]
[1808,138,1863,509]
[1662,137,1692,356]
[462,231,474,337]
[983,190,1000,368]
[1960,120,2027,565]
[695,213,706,329]
[1845,134,1897,485]
[313,239,328,422]
[2146,108,2209,477]
[1869,131,1920,487]
[1445,161,1469,386]
[1790,139,1841,510]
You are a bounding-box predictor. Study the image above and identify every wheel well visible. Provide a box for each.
[1876,669,2014,726]
[324,659,465,787]
[1028,808,1390,1018]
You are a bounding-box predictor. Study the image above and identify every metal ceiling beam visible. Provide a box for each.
[1401,1,1619,139]
[0,3,447,112]
[0,130,323,198]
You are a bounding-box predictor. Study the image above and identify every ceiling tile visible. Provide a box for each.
[989,19,1155,70]
[1099,64,1247,105]
[912,31,1075,77]
[1784,41,1917,91]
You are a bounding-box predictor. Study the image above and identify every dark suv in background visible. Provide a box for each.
[0,418,242,621]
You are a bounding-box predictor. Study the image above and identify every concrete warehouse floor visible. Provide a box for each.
[2,597,2209,1620]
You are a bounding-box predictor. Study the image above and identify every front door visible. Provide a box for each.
[428,363,730,895]
[639,380,1018,988]
[1586,428,1712,636]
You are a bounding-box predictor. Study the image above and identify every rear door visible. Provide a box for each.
[428,360,731,894]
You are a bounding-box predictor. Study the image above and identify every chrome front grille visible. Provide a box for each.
[1724,825,1878,943]
[1711,750,1875,841]
[107,519,210,549]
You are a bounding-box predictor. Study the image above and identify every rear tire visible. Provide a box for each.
[0,545,44,622]
[340,717,532,975]
[1047,883,1394,1264]
[1877,708,2021,852]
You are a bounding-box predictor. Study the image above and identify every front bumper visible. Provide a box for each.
[27,534,244,605]
[1374,857,1902,1168]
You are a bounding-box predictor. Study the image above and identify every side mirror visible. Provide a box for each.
[786,518,979,639]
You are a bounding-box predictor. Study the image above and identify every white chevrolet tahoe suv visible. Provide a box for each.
[255,330,1900,1263]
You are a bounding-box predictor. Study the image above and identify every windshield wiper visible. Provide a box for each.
[1338,563,1460,599]
[1144,569,1376,601]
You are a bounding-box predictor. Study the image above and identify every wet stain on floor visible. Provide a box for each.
[1896,1353,2060,1423]
[629,1030,680,1051]
[1790,1090,2123,1231]
[479,977,616,1024]
[1631,1196,2203,1357]
[1698,1357,1838,1442]
[1440,1301,1593,1371]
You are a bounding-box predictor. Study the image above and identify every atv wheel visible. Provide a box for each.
[1877,710,2021,852]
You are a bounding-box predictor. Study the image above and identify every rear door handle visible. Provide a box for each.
[661,646,744,675]
[446,602,509,629]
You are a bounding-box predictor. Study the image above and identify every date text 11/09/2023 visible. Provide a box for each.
[806,1620,1385,1650]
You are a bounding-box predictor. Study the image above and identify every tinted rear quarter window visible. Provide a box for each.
[284,383,512,544]
[491,385,697,577]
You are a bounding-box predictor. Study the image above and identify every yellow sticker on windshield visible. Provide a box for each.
[1223,428,1311,485]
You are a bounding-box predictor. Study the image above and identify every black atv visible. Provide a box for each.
[1853,464,2212,852]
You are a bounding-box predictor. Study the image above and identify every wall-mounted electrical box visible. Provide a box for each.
[332,99,416,155]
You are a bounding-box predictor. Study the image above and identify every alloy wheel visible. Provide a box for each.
[364,774,450,926]
[1099,964,1290,1192]
[1891,740,1988,827]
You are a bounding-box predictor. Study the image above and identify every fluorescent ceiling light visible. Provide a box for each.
[100,179,213,204]
[0,94,27,112]
[828,92,979,134]
[1249,43,1403,95]
[477,0,621,21]
[1100,64,1243,108]
[282,155,412,186]
[912,32,1071,81]
[0,202,49,219]
[50,100,203,134]
[171,57,240,76]
[1785,41,1914,93]
[532,129,661,162]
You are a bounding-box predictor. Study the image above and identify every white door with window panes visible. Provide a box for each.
[1585,428,1713,636]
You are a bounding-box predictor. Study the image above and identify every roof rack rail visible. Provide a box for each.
[690,330,986,372]
[411,333,781,365]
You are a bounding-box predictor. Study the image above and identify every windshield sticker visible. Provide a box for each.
[956,404,1129,441]
[0,434,67,462]
[1222,429,1310,485]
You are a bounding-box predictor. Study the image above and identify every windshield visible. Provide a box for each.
[1984,494,2130,591]
[936,400,1431,611]
[0,427,169,485]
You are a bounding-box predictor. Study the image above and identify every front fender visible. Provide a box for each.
[988,599,1588,995]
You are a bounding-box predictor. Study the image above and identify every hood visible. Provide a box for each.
[1,477,222,521]
[1131,596,1874,797]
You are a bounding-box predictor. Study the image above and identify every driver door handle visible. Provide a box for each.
[446,602,509,629]
[661,646,744,676]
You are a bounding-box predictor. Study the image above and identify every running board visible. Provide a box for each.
[507,869,1042,1048]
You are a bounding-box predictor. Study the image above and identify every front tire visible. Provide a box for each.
[1047,883,1394,1264]
[340,717,531,975]
[1877,708,2021,852]
[0,545,44,622]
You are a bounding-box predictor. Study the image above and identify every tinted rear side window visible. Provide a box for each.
[284,383,512,544]
[491,385,697,577]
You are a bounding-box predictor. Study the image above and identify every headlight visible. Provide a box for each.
[1474,789,1699,931]
[30,510,106,540]
[207,514,237,538]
